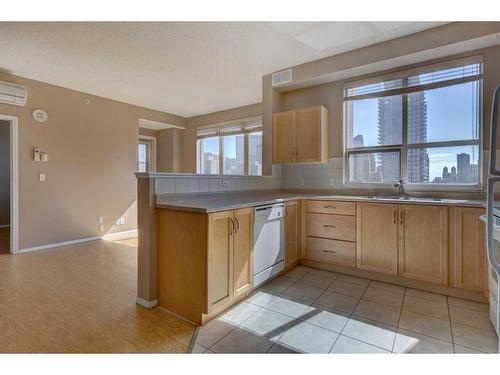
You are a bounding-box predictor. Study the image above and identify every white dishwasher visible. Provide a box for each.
[253,203,285,288]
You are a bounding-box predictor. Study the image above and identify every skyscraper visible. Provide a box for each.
[377,95,402,182]
[377,83,429,183]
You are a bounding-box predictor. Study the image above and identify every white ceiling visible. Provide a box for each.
[0,22,444,117]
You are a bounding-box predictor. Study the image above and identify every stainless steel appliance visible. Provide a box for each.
[253,203,285,288]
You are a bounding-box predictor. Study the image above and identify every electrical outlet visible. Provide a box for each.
[99,224,104,231]
[221,179,229,188]
[98,216,104,225]
[328,178,335,187]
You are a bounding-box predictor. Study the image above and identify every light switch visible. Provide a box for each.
[98,216,104,224]
[39,173,45,182]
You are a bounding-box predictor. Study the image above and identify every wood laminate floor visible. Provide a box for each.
[0,237,195,353]
[0,227,9,254]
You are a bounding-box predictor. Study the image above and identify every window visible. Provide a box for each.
[196,117,263,176]
[344,58,482,186]
[138,136,156,172]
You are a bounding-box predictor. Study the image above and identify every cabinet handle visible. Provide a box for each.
[323,224,336,228]
[393,209,397,224]
[400,209,404,225]
[323,205,336,209]
[229,218,234,235]
[235,217,240,233]
[322,250,336,254]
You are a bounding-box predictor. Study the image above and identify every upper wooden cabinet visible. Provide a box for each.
[285,201,299,268]
[272,106,329,164]
[398,205,448,285]
[356,203,399,276]
[449,207,487,292]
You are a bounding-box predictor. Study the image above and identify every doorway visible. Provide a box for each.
[0,115,18,254]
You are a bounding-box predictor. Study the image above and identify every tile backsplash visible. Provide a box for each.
[281,158,344,190]
[154,165,282,195]
[153,150,494,196]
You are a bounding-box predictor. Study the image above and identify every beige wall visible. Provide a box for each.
[0,121,9,226]
[0,72,185,249]
[180,103,262,173]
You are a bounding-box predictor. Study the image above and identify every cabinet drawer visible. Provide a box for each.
[306,237,355,267]
[306,200,356,216]
[306,213,355,241]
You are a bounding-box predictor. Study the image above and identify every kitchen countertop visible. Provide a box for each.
[155,190,485,213]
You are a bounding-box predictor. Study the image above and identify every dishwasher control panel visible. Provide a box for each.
[254,203,285,222]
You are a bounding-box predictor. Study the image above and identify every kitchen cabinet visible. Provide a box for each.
[356,203,398,275]
[285,201,299,268]
[398,205,448,284]
[157,207,253,325]
[305,200,356,267]
[232,208,253,298]
[272,111,295,163]
[272,106,329,164]
[207,210,233,311]
[449,207,486,292]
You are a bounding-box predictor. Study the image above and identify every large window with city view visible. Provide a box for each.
[344,58,482,186]
[196,117,263,176]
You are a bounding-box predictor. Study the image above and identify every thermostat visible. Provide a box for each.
[32,109,48,123]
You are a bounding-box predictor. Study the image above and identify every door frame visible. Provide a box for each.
[0,114,18,254]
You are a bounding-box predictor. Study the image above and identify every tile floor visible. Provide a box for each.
[192,266,499,354]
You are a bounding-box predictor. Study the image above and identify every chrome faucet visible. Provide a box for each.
[394,179,405,197]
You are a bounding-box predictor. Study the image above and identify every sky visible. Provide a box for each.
[352,81,480,180]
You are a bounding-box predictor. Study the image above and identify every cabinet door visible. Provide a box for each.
[356,203,399,275]
[295,107,321,162]
[207,211,234,311]
[398,205,448,284]
[449,207,486,292]
[285,201,299,268]
[233,208,253,298]
[272,111,295,163]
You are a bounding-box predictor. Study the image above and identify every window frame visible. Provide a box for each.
[138,135,157,173]
[343,56,483,191]
[196,117,263,176]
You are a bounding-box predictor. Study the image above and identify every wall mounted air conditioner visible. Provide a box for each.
[0,80,27,106]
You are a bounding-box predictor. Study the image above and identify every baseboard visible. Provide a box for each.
[0,224,10,228]
[18,236,102,253]
[17,229,138,254]
[136,297,158,309]
[103,229,138,241]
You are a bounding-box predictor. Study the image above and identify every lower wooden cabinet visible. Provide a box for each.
[398,205,448,285]
[285,201,299,268]
[207,211,233,311]
[449,207,486,292]
[307,236,355,267]
[232,208,253,298]
[356,203,398,275]
[157,207,253,325]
